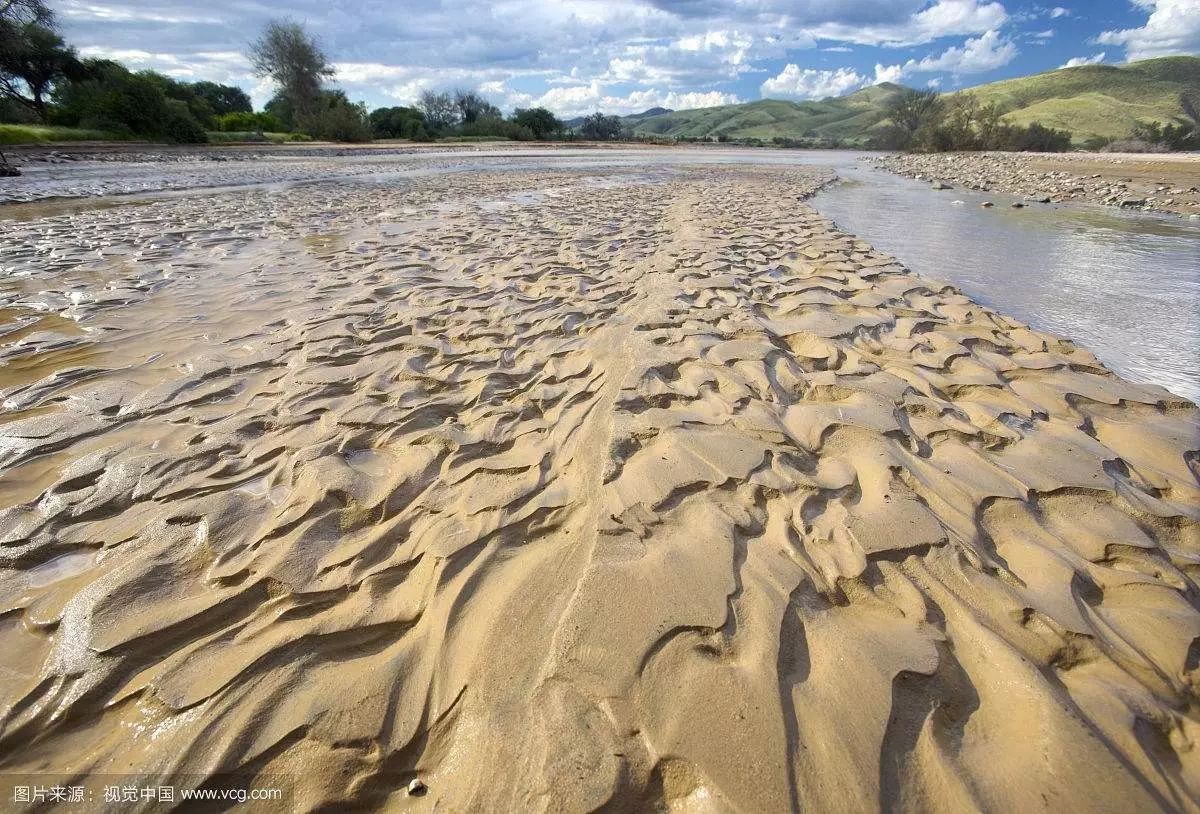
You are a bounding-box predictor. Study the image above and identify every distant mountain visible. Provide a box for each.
[563,107,673,130]
[628,83,905,144]
[622,56,1200,146]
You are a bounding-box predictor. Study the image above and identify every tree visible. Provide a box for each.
[264,91,295,131]
[512,107,562,139]
[580,112,623,140]
[248,19,333,127]
[453,89,500,125]
[0,0,53,25]
[139,71,216,128]
[369,105,425,139]
[190,81,252,116]
[50,59,207,142]
[303,89,371,142]
[884,88,943,149]
[0,22,79,121]
[418,90,457,132]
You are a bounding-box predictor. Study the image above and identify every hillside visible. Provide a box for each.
[630,84,905,144]
[957,55,1200,143]
[625,56,1199,145]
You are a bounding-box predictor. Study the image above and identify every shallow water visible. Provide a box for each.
[804,153,1200,402]
[3,146,1196,400]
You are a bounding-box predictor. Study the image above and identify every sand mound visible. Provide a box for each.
[1,160,1198,811]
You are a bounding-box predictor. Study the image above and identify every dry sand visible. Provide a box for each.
[1,158,1199,811]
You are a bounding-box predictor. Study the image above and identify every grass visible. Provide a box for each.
[437,135,517,142]
[205,130,311,144]
[0,124,122,145]
[958,56,1200,143]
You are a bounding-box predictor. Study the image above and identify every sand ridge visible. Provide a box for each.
[0,160,1199,811]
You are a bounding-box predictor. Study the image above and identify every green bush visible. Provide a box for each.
[299,90,371,142]
[368,105,424,139]
[50,59,207,143]
[215,111,284,132]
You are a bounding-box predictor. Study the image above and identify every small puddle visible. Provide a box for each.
[25,549,99,588]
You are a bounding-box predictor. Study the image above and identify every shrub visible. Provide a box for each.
[50,59,207,142]
[215,111,284,132]
[368,105,424,139]
[299,90,371,142]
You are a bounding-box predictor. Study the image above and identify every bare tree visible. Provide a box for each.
[248,19,333,124]
[453,89,500,124]
[418,90,458,132]
[0,0,54,25]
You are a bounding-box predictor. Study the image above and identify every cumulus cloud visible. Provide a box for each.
[1096,0,1200,61]
[521,83,739,117]
[1060,52,1106,68]
[1050,6,1070,17]
[805,0,1008,46]
[760,66,871,100]
[55,0,1035,116]
[909,29,1018,73]
[871,28,1017,84]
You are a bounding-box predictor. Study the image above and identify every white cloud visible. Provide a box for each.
[910,29,1018,73]
[873,63,906,84]
[761,66,870,100]
[51,0,1050,116]
[1096,0,1200,61]
[1032,29,1055,39]
[1050,6,1070,18]
[806,0,1008,47]
[1061,52,1106,68]
[872,28,1017,85]
[927,77,944,87]
[523,83,739,117]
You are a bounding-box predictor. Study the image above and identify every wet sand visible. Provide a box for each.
[1,156,1199,811]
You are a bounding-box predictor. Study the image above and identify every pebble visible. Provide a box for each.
[869,153,1198,217]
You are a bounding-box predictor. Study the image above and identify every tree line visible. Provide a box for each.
[0,5,576,144]
[875,88,1073,152]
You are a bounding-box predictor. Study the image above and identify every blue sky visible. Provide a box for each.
[56,0,1200,117]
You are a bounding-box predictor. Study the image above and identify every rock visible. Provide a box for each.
[981,201,994,208]
[0,164,20,177]
[1026,196,1051,204]
[931,181,952,190]
[1119,198,1147,208]
[1011,201,1025,208]
[407,779,427,797]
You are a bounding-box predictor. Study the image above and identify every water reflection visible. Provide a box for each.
[811,158,1200,403]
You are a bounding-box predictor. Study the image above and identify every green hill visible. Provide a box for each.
[629,83,906,144]
[625,56,1200,146]
[955,56,1200,143]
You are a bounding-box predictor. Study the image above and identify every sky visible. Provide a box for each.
[57,0,1200,117]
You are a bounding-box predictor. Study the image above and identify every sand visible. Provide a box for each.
[1,156,1199,811]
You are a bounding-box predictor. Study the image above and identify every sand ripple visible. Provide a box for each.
[1,161,1198,811]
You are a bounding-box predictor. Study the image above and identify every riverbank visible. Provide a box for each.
[1,155,1197,811]
[870,150,1200,217]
